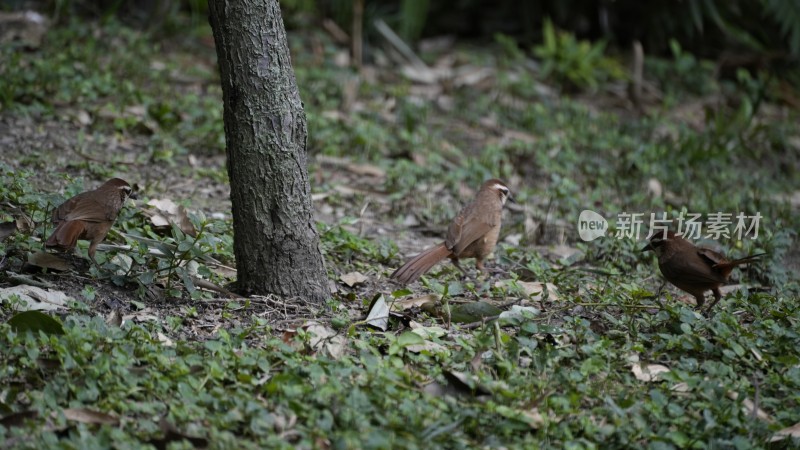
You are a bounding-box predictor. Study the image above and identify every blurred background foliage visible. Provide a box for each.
[5,0,796,99]
[13,0,800,62]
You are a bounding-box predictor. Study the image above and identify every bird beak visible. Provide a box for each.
[640,243,653,253]
[507,194,517,204]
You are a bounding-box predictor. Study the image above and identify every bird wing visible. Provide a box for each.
[661,251,727,285]
[445,204,497,256]
[696,247,728,266]
[52,194,82,223]
[54,193,116,223]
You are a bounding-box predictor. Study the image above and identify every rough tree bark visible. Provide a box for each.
[208,0,328,304]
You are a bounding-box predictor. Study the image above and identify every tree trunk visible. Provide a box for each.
[208,0,328,304]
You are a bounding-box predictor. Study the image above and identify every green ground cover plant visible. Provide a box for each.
[0,12,798,449]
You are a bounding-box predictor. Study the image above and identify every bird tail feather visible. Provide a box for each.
[391,243,451,284]
[716,253,766,268]
[45,221,84,251]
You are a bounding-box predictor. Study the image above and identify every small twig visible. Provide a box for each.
[575,302,656,310]
[5,272,56,289]
[459,315,500,330]
[191,297,245,304]
[373,19,428,69]
[322,18,349,44]
[190,276,240,299]
[493,321,502,352]
[358,200,370,237]
[493,297,524,309]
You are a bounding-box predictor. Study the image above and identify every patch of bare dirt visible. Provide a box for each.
[0,113,231,214]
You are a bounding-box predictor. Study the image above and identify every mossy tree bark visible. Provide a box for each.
[208,0,328,304]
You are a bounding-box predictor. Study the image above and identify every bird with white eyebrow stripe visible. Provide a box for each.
[391,179,515,284]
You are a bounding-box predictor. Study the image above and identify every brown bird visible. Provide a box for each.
[641,230,765,309]
[45,178,134,264]
[391,179,514,284]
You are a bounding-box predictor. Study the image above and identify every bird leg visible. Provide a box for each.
[705,288,723,311]
[654,281,667,307]
[88,240,102,267]
[450,257,469,276]
[693,293,706,308]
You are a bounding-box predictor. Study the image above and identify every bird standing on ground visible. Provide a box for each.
[46,178,134,265]
[641,230,764,309]
[391,179,514,284]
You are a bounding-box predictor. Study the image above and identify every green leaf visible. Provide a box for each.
[730,342,745,357]
[391,288,413,298]
[450,301,502,323]
[396,331,425,347]
[7,311,64,335]
[138,271,156,285]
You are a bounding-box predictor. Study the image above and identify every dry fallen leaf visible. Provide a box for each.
[346,162,384,178]
[76,110,92,126]
[453,65,494,87]
[207,263,237,280]
[340,271,368,287]
[423,380,465,398]
[631,362,670,382]
[519,408,547,429]
[0,11,49,48]
[125,105,147,117]
[306,322,347,358]
[156,332,175,347]
[499,305,541,322]
[671,382,690,393]
[16,214,34,232]
[727,391,773,422]
[442,369,492,396]
[0,285,71,311]
[647,177,663,198]
[401,65,450,84]
[27,252,70,271]
[495,280,560,301]
[106,310,123,327]
[365,295,390,331]
[770,422,800,442]
[61,408,119,425]
[546,245,584,265]
[390,294,437,311]
[122,308,160,323]
[144,198,196,237]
